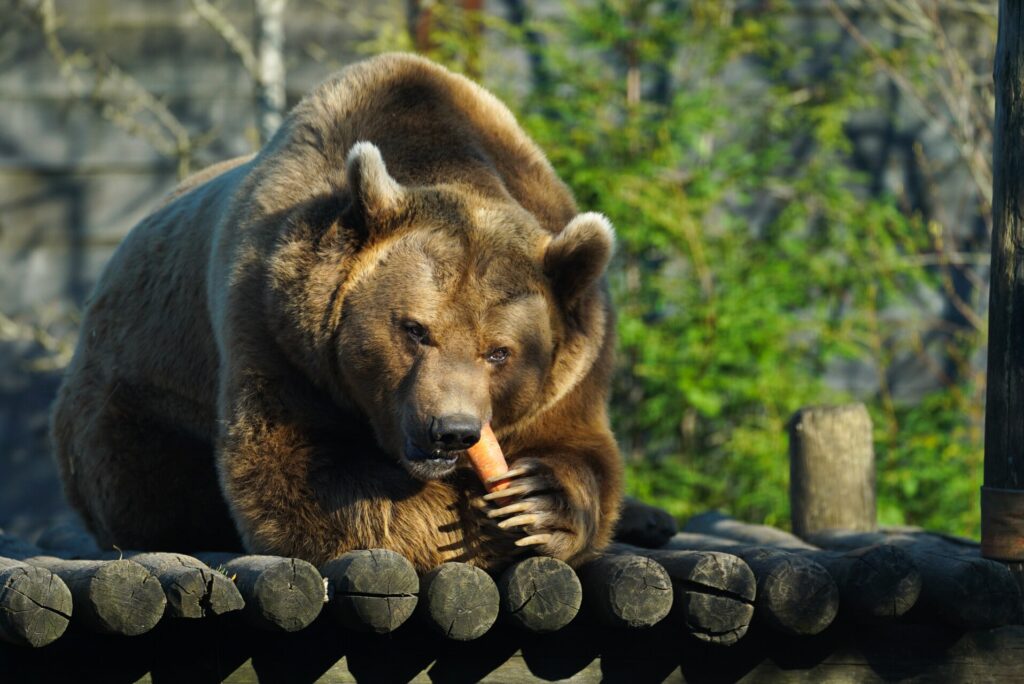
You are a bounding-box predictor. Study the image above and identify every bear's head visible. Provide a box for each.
[271,142,614,482]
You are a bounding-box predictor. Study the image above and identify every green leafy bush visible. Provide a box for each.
[377,0,989,537]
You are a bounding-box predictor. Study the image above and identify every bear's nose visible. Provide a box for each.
[429,414,482,451]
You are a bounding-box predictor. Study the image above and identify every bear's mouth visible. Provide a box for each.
[402,439,460,480]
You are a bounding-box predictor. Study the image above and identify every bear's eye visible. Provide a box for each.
[486,347,511,364]
[403,320,430,345]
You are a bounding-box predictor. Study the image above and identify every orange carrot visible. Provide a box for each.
[467,422,509,492]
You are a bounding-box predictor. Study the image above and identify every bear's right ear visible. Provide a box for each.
[544,212,615,305]
[345,141,406,233]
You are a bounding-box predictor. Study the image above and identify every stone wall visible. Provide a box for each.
[0,0,401,534]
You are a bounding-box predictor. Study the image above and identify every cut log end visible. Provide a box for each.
[126,552,245,619]
[322,549,419,634]
[607,545,756,645]
[498,556,582,633]
[0,562,73,647]
[749,550,839,636]
[419,562,500,641]
[578,554,673,629]
[249,557,325,632]
[837,544,922,620]
[54,559,167,636]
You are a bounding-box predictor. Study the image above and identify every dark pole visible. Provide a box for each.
[983,0,1024,599]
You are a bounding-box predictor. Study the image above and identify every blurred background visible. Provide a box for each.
[0,0,994,539]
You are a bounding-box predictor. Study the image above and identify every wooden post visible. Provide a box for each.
[788,404,876,538]
[984,0,1024,610]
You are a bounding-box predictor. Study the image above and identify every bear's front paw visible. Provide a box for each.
[480,457,590,562]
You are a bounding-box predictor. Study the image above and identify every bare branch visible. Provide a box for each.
[190,0,259,75]
[825,0,993,208]
[0,311,74,371]
[23,0,196,175]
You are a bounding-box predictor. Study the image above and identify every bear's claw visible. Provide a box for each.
[486,462,536,484]
[515,533,554,547]
[474,457,585,561]
[486,501,533,518]
[481,475,551,501]
[497,513,541,529]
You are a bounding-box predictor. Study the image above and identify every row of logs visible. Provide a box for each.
[2,500,1019,650]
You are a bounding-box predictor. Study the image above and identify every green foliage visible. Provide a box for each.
[373,0,989,537]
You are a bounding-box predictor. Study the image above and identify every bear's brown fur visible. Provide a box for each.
[51,53,622,570]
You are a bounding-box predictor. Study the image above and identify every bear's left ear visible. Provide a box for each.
[345,141,406,231]
[544,212,615,304]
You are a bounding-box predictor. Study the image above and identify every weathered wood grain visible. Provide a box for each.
[123,552,244,619]
[788,404,876,538]
[197,553,325,632]
[666,531,922,622]
[810,530,1021,628]
[1,532,166,636]
[610,544,755,645]
[684,511,815,550]
[985,0,1024,524]
[0,557,72,647]
[497,556,582,633]
[418,562,499,641]
[31,557,166,636]
[680,513,839,635]
[321,549,419,634]
[577,554,673,629]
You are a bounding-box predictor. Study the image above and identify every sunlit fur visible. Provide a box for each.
[51,53,622,570]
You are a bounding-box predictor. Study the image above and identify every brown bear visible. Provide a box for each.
[51,53,622,571]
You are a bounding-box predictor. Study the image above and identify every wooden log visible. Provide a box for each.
[0,534,165,636]
[788,404,876,538]
[666,532,922,622]
[806,528,978,554]
[418,562,500,641]
[321,549,418,634]
[497,557,581,633]
[196,553,324,632]
[610,544,755,645]
[613,497,678,548]
[31,558,165,636]
[737,547,839,636]
[809,531,1021,628]
[815,544,922,621]
[121,552,244,619]
[684,511,814,551]
[0,557,72,647]
[677,520,840,636]
[576,554,673,629]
